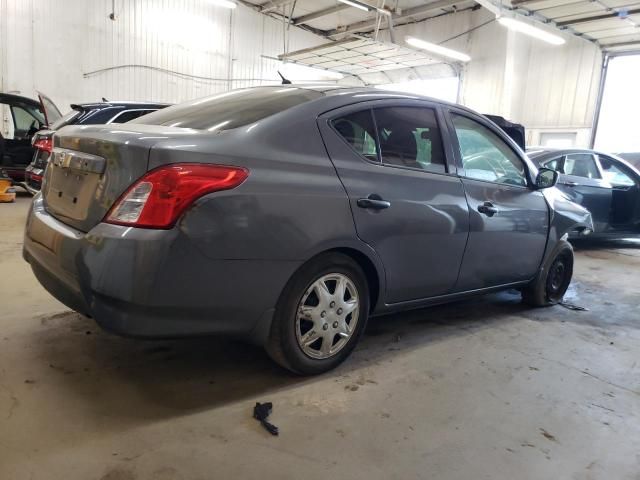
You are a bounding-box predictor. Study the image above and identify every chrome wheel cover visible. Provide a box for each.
[295,273,360,360]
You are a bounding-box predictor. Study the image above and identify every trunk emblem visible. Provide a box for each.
[51,148,106,175]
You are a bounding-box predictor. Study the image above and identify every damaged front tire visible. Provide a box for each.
[522,239,574,307]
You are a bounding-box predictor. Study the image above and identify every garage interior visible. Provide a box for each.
[1,0,639,479]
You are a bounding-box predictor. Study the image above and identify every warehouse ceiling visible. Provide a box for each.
[242,0,640,53]
[511,0,640,51]
[277,36,450,79]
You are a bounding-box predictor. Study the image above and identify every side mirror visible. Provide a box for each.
[535,167,559,189]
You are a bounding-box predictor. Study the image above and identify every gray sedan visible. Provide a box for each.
[24,86,592,374]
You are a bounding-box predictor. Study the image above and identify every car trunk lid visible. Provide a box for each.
[42,124,204,232]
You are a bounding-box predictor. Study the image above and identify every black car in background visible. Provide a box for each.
[0,92,61,184]
[24,101,170,193]
[528,148,640,236]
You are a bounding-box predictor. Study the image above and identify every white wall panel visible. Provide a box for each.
[0,0,324,113]
[1,1,602,143]
[462,10,602,144]
[382,8,602,145]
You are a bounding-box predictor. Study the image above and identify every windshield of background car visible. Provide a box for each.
[131,87,323,131]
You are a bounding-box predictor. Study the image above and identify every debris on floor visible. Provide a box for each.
[253,402,279,436]
[559,301,589,311]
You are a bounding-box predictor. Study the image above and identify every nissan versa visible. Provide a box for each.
[23,86,593,374]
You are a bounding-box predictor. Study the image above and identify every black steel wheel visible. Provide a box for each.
[522,240,574,307]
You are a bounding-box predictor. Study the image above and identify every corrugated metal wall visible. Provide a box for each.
[0,0,323,111]
[0,1,602,144]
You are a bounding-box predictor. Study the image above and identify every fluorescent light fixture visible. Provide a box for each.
[209,0,237,8]
[497,17,565,45]
[338,0,372,12]
[405,36,471,62]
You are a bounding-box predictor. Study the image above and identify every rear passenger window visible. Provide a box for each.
[331,110,379,162]
[563,154,601,179]
[373,107,446,174]
[599,156,635,186]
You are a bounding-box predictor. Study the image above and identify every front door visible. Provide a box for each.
[447,111,549,291]
[556,153,612,232]
[318,101,470,304]
[0,97,46,181]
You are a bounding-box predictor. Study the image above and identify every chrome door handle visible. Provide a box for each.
[560,181,579,187]
[477,201,498,217]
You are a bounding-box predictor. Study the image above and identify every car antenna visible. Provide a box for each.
[102,97,109,102]
[277,71,292,85]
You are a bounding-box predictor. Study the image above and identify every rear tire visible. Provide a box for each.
[266,253,369,375]
[522,240,574,306]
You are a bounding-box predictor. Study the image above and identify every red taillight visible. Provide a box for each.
[33,137,53,153]
[104,163,249,229]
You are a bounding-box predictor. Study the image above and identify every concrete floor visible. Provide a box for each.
[1,194,639,480]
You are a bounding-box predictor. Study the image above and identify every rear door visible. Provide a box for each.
[556,153,612,232]
[318,100,469,304]
[446,110,549,291]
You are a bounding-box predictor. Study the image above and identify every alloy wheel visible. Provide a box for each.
[295,273,360,360]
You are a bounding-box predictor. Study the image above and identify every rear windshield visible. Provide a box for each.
[130,87,323,131]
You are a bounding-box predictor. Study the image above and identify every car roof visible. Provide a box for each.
[292,83,459,106]
[0,92,41,108]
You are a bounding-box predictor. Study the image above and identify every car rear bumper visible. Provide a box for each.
[23,196,299,343]
[24,166,43,194]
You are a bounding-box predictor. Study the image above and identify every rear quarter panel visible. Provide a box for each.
[150,109,374,265]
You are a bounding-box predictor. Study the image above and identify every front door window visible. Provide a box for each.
[452,114,528,187]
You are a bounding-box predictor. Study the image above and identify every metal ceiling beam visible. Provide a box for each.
[557,7,640,26]
[293,4,350,25]
[602,39,640,47]
[510,0,550,5]
[326,0,460,36]
[259,0,296,14]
